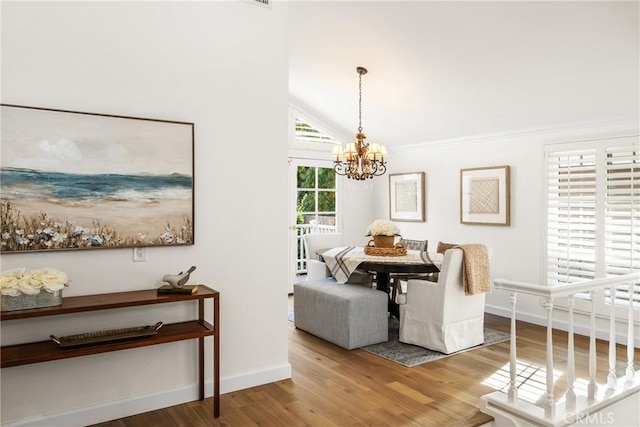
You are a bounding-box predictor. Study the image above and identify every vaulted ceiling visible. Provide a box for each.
[289,1,639,147]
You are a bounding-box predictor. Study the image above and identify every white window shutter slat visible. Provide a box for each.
[605,145,640,306]
[545,138,639,311]
[294,118,340,145]
[546,149,597,286]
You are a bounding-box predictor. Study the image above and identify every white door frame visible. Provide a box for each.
[287,157,342,293]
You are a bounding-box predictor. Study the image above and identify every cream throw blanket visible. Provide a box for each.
[456,244,491,295]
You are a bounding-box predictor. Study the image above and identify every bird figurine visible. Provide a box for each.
[162,266,196,288]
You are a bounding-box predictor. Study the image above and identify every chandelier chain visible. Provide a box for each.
[358,71,363,133]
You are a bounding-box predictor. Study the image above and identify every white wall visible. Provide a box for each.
[341,181,379,246]
[1,1,290,425]
[372,120,639,336]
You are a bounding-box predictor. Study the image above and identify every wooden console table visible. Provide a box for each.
[1,285,220,418]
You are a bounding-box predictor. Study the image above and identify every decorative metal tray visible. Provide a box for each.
[50,322,163,348]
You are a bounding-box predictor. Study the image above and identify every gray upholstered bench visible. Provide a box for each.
[293,282,388,350]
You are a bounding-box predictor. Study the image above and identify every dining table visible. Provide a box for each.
[319,246,443,319]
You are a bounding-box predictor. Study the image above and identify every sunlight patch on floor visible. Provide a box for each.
[481,361,564,404]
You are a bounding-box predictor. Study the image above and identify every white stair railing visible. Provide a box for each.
[480,272,640,427]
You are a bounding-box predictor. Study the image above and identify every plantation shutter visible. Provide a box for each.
[546,147,597,286]
[546,136,640,313]
[294,117,340,145]
[604,145,640,307]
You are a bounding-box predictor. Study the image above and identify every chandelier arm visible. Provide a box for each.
[372,162,387,177]
[334,161,348,176]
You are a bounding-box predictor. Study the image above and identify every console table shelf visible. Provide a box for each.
[0,287,218,320]
[1,285,220,418]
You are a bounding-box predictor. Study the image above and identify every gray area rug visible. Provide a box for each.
[362,317,509,367]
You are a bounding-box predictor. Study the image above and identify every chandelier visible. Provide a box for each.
[332,66,387,180]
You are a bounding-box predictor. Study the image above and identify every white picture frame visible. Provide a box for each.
[389,172,425,222]
[460,165,510,225]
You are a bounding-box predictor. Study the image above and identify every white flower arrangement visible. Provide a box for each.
[365,219,401,236]
[0,268,68,297]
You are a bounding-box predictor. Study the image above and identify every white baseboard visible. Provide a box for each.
[2,363,293,427]
[485,304,640,348]
[485,304,543,326]
[221,362,292,394]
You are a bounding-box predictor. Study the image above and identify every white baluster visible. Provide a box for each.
[543,297,555,419]
[566,295,576,411]
[508,292,518,403]
[626,281,635,383]
[607,286,617,390]
[588,290,597,401]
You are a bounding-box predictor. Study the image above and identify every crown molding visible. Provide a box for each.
[392,116,639,153]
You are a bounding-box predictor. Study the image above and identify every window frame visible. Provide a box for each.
[296,164,338,228]
[288,105,346,151]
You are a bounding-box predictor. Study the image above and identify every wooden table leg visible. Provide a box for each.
[376,272,391,293]
[198,300,205,401]
[375,272,399,319]
[198,337,204,400]
[213,294,220,418]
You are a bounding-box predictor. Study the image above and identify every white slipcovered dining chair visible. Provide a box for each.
[303,233,344,280]
[390,238,429,301]
[302,233,372,286]
[397,247,490,354]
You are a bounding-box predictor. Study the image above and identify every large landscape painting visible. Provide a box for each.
[1,105,194,253]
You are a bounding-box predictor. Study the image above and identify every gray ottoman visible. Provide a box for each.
[293,282,388,350]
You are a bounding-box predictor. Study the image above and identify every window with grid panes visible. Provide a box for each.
[296,166,336,227]
[545,136,639,315]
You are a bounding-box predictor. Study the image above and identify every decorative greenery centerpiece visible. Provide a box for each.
[365,219,400,248]
[0,268,68,311]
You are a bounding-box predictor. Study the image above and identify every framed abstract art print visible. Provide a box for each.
[389,172,425,222]
[460,165,510,226]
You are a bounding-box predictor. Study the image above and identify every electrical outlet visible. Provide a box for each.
[133,247,147,262]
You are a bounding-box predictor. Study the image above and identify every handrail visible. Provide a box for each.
[493,272,640,298]
[481,272,640,426]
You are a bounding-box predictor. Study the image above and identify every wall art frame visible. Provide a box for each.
[389,172,425,222]
[1,104,195,253]
[460,165,510,226]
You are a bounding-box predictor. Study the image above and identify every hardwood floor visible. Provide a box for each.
[93,304,630,427]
